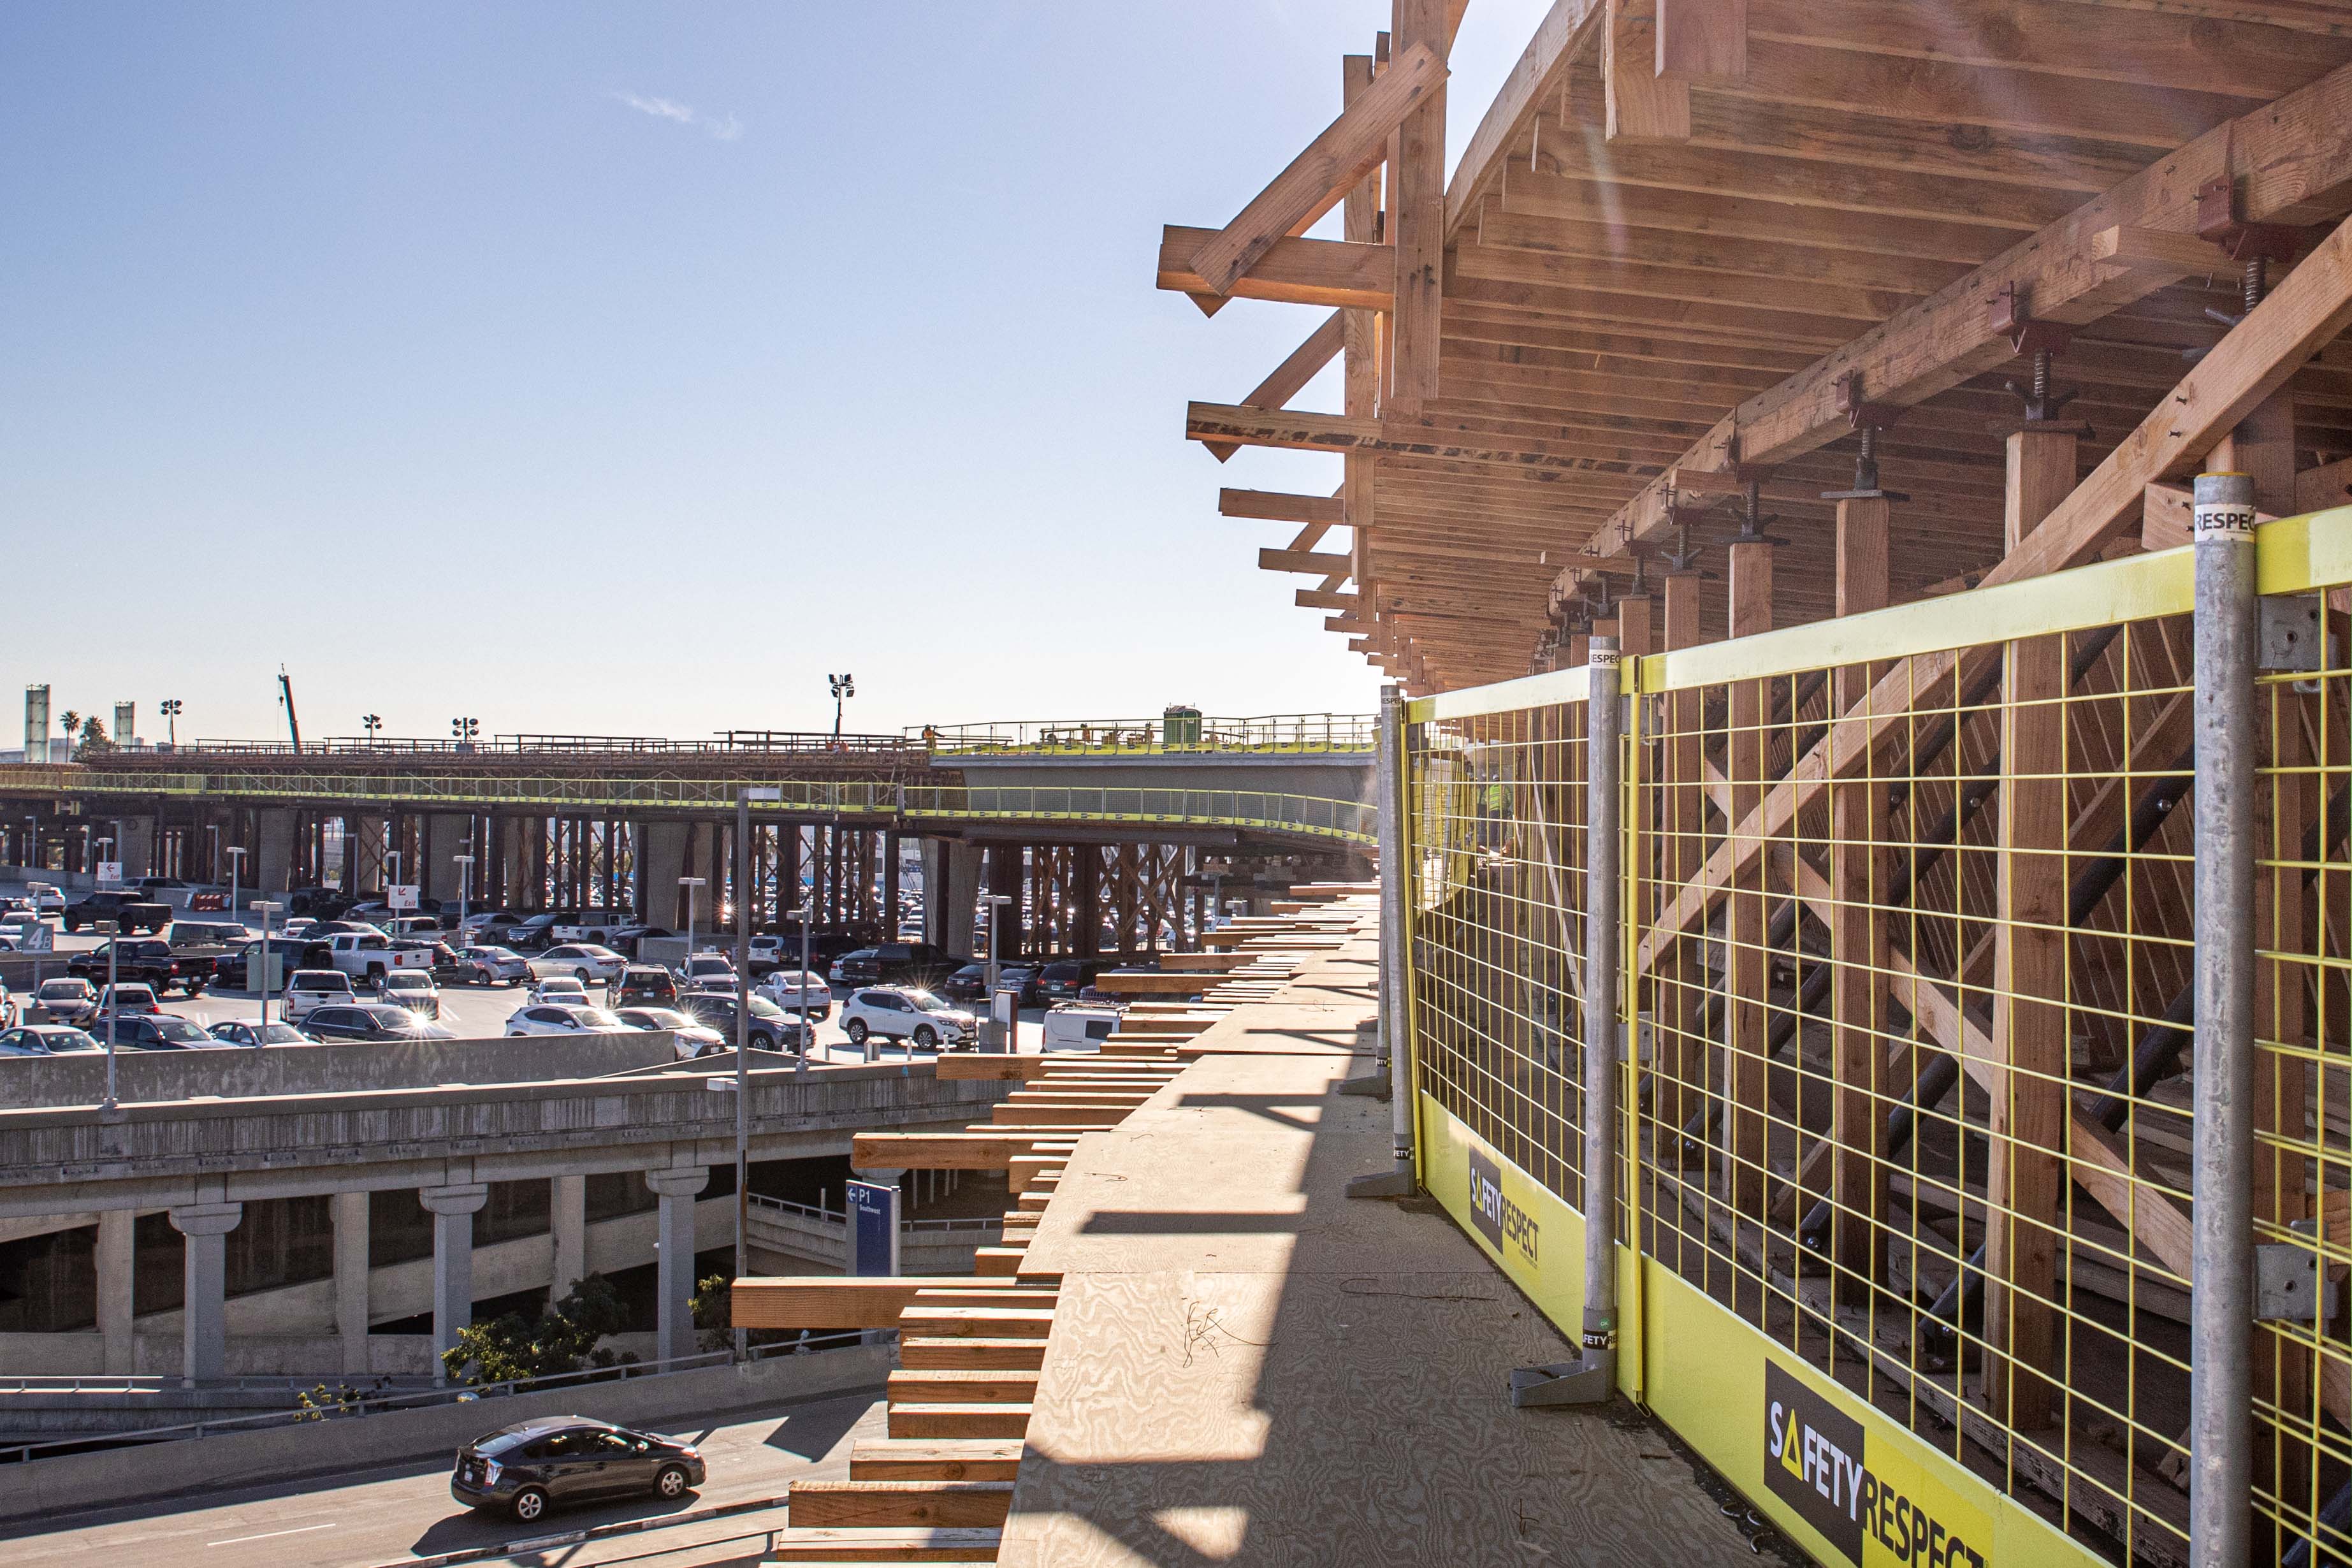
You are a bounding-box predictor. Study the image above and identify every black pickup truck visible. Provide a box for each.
[61,890,171,934]
[66,938,208,996]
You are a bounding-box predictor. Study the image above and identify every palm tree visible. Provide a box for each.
[57,710,79,741]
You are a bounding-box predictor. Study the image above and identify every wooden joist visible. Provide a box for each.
[785,1479,1013,1530]
[1157,228,1395,311]
[849,1438,1026,1483]
[732,1276,1025,1331]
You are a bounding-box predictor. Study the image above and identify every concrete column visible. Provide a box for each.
[168,1202,242,1386]
[549,1173,586,1306]
[96,1209,134,1376]
[254,808,298,897]
[425,815,470,902]
[644,1166,709,1367]
[118,819,156,880]
[920,839,945,948]
[941,843,982,960]
[332,1190,370,1374]
[419,1183,488,1384]
[638,821,688,924]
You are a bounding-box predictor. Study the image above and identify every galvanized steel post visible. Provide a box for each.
[1346,683,1416,1198]
[1578,637,1624,1384]
[2189,469,2256,1568]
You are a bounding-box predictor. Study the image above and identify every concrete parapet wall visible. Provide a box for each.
[0,1033,681,1109]
[0,1061,1011,1216]
[0,1344,894,1525]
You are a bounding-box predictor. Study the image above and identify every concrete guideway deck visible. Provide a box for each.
[730,894,1755,1566]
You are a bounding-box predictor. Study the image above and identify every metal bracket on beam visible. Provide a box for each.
[1823,374,1909,502]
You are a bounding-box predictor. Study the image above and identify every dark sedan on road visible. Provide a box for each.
[451,1416,704,1522]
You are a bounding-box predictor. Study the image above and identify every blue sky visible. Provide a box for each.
[0,3,1549,745]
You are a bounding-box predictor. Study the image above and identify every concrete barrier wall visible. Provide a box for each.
[0,1033,681,1109]
[0,1343,894,1525]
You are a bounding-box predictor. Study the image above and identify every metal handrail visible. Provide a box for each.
[0,770,1377,844]
[915,711,1376,755]
[0,1332,866,1465]
[746,1192,1001,1233]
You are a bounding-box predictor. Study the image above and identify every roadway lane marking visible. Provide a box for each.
[207,1522,339,1547]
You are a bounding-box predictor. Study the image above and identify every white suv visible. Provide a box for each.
[840,987,975,1051]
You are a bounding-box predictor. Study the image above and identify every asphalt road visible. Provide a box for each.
[0,1390,887,1568]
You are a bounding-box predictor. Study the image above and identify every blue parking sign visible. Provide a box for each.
[846,1180,900,1277]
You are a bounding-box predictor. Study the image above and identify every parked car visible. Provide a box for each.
[839,987,974,1050]
[207,1019,316,1047]
[506,911,576,951]
[614,966,679,1008]
[1042,1003,1121,1052]
[0,1025,99,1056]
[753,969,831,1020]
[549,910,632,945]
[613,1006,727,1059]
[457,945,532,987]
[505,1003,632,1038]
[212,936,321,991]
[378,969,442,1019]
[450,1416,704,1522]
[68,938,208,996]
[828,948,876,985]
[106,1012,221,1050]
[744,934,790,976]
[319,931,435,987]
[998,964,1045,1006]
[455,910,521,941]
[837,942,955,988]
[135,876,191,896]
[25,882,66,915]
[61,890,171,934]
[938,963,991,1003]
[304,1004,456,1042]
[278,917,318,938]
[167,920,252,949]
[529,945,626,985]
[673,953,737,988]
[1036,958,1118,1003]
[29,978,99,1025]
[284,969,359,1021]
[91,983,163,1016]
[676,994,808,1053]
[528,976,592,1006]
[381,916,443,940]
[607,924,669,959]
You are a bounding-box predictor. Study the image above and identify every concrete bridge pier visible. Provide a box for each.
[333,1191,369,1374]
[98,1209,134,1376]
[637,820,688,924]
[551,1173,586,1306]
[252,808,298,897]
[423,813,471,903]
[646,1166,709,1366]
[923,839,982,959]
[170,1201,243,1386]
[421,1183,488,1384]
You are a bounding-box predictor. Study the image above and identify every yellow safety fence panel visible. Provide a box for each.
[1400,506,2352,1567]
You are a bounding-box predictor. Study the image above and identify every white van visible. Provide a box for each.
[1042,1003,1120,1053]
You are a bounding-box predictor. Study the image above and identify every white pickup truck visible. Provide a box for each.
[321,932,435,987]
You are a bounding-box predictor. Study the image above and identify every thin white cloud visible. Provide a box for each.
[611,91,742,141]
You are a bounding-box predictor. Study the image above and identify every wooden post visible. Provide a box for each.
[1387,0,1445,417]
[1727,539,1773,1219]
[1658,572,1705,1171]
[1985,428,2075,1430]
[1831,497,1891,1295]
[1616,593,1654,658]
[1342,50,1380,619]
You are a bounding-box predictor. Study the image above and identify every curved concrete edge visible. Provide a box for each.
[0,1344,894,1528]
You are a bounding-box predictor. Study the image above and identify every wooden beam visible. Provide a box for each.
[1606,0,1689,140]
[732,1277,1027,1330]
[1567,55,2352,584]
[1445,0,1604,233]
[1202,314,1347,463]
[1158,228,1395,311]
[1295,588,1360,611]
[1259,547,1357,574]
[1185,40,1446,298]
[1388,0,1449,419]
[1829,494,1887,1295]
[1656,0,1745,83]
[1220,488,1346,525]
[1189,400,1597,470]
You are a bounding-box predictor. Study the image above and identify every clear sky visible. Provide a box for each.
[1,3,1549,746]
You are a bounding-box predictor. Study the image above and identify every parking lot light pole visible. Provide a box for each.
[790,905,813,1077]
[225,847,247,937]
[734,788,781,1360]
[452,855,474,935]
[984,893,1012,1054]
[679,877,706,958]
[252,901,282,1026]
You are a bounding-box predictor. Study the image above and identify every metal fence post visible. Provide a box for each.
[1511,637,1623,1407]
[2189,469,2257,1568]
[1347,684,1416,1198]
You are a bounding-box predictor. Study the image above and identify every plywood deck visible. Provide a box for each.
[997,994,1755,1564]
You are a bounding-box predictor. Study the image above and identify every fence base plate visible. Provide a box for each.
[1344,1164,1416,1199]
[1510,1358,1612,1408]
